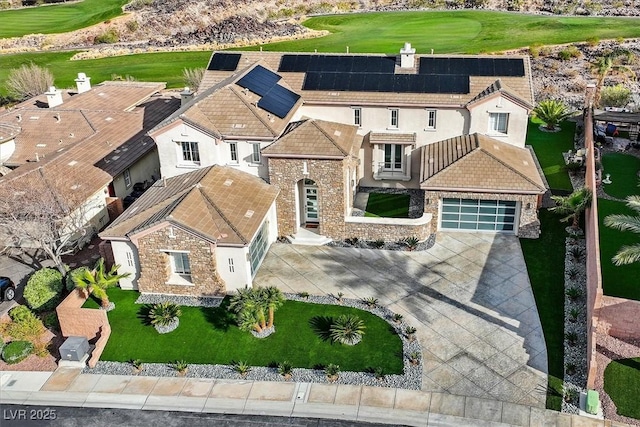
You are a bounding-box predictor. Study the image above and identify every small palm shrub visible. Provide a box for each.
[533,99,571,130]
[403,236,420,251]
[569,308,580,322]
[566,362,576,375]
[405,326,417,341]
[564,387,578,403]
[24,268,63,312]
[363,297,378,308]
[392,313,404,323]
[409,351,421,365]
[345,237,359,246]
[298,291,310,299]
[171,360,188,375]
[66,267,89,292]
[2,341,34,364]
[566,287,582,301]
[149,302,182,334]
[566,331,578,346]
[232,360,251,377]
[278,361,293,379]
[325,363,340,381]
[131,359,143,372]
[330,315,366,345]
[335,292,344,303]
[371,239,385,249]
[569,246,585,261]
[373,367,385,380]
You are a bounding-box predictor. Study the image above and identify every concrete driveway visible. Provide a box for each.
[254,232,548,408]
[0,249,52,316]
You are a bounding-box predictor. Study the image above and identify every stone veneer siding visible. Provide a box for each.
[344,215,432,241]
[423,191,541,238]
[269,157,357,240]
[135,225,225,296]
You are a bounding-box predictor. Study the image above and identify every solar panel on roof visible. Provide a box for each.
[477,58,495,76]
[258,85,301,119]
[278,55,297,72]
[207,53,241,71]
[418,57,525,77]
[236,65,281,96]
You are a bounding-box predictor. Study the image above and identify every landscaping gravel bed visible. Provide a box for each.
[84,294,422,390]
[135,293,223,307]
[327,233,436,252]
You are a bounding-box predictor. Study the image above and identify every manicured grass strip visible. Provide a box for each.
[364,193,410,218]
[84,288,404,373]
[0,51,212,97]
[247,11,640,54]
[604,357,640,419]
[520,209,566,410]
[526,117,575,192]
[598,198,640,301]
[601,153,640,200]
[0,0,128,39]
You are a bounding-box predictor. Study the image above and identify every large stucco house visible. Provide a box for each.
[100,44,546,295]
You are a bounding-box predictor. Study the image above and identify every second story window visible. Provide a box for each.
[353,107,362,127]
[389,109,399,129]
[181,141,200,163]
[229,142,238,164]
[251,143,261,164]
[426,110,437,130]
[489,112,509,134]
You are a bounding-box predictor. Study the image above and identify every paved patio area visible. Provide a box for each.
[254,232,548,408]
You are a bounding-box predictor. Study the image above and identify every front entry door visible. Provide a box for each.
[304,180,319,223]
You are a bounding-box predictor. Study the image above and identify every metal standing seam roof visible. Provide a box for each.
[100,165,279,247]
[420,133,546,193]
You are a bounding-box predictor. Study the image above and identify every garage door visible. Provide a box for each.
[440,198,518,232]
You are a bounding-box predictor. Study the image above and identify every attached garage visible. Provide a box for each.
[440,198,518,233]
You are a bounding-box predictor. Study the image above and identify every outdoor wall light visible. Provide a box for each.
[526,203,531,210]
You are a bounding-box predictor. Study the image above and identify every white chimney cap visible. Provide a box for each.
[47,86,56,93]
[77,72,87,79]
[181,87,191,93]
[404,42,411,50]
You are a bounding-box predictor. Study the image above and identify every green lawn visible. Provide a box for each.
[520,209,567,410]
[84,288,404,372]
[525,117,575,192]
[598,198,640,300]
[601,153,640,200]
[0,0,128,39]
[604,357,640,419]
[364,193,410,218]
[0,51,212,97]
[248,11,640,54]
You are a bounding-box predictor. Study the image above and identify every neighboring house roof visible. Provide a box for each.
[419,133,546,194]
[100,165,279,246]
[262,119,362,158]
[152,62,302,140]
[0,123,21,144]
[466,79,533,110]
[200,51,534,108]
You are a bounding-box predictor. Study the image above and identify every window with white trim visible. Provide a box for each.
[251,143,261,164]
[489,112,509,134]
[353,107,362,127]
[180,141,200,163]
[229,142,238,164]
[125,251,134,267]
[124,169,132,188]
[389,109,399,129]
[166,251,192,285]
[383,144,403,171]
[426,110,437,130]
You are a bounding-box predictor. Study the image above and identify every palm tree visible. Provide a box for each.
[229,286,267,333]
[533,100,571,131]
[263,286,284,328]
[549,187,592,229]
[591,52,636,107]
[604,195,640,265]
[71,258,130,309]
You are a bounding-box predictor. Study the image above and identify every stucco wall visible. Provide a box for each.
[111,149,160,198]
[110,240,140,290]
[154,121,270,180]
[423,190,540,238]
[134,224,225,296]
[467,96,529,147]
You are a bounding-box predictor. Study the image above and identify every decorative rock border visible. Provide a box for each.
[84,293,423,390]
[135,293,223,307]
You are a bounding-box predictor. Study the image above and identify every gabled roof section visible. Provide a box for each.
[466,79,534,110]
[262,119,361,158]
[420,133,545,194]
[101,165,279,246]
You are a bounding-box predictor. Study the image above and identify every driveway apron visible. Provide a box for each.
[254,232,548,408]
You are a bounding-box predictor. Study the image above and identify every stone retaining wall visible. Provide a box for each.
[344,214,432,242]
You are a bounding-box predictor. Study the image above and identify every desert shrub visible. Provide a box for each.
[558,45,581,61]
[529,43,541,58]
[23,268,63,312]
[125,20,139,32]
[586,37,600,47]
[182,67,204,91]
[600,84,632,108]
[2,341,34,364]
[94,29,119,44]
[66,266,89,292]
[6,306,45,341]
[6,63,54,100]
[539,46,553,57]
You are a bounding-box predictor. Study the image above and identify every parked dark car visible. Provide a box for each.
[0,277,16,301]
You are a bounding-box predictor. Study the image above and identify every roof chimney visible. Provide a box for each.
[75,72,91,94]
[180,87,194,107]
[45,86,63,108]
[400,42,416,69]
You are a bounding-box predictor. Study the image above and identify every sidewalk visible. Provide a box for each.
[0,368,630,427]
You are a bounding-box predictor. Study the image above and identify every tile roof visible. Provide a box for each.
[100,165,279,246]
[262,119,361,158]
[200,51,534,108]
[467,79,534,109]
[420,133,545,194]
[369,132,417,144]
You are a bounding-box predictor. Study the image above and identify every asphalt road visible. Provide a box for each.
[0,405,408,427]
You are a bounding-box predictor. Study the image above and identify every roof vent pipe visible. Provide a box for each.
[399,42,416,69]
[75,72,91,94]
[180,87,194,107]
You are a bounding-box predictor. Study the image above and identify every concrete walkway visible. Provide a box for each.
[0,369,628,427]
[254,233,548,408]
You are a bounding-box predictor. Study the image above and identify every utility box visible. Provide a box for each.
[59,336,89,362]
[586,390,600,415]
